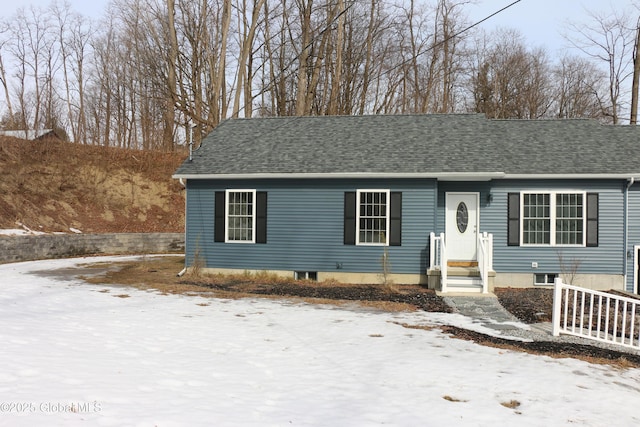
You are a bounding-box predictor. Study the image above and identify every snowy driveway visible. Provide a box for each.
[0,256,639,426]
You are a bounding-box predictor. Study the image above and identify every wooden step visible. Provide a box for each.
[448,260,478,268]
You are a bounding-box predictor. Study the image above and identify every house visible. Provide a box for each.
[173,114,640,294]
[0,129,61,141]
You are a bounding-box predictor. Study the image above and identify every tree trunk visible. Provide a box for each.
[327,0,345,115]
[208,0,232,127]
[232,0,265,118]
[631,22,640,125]
[359,0,376,115]
[295,0,312,116]
[0,54,14,123]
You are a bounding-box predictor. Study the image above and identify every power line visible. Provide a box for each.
[380,0,523,79]
[189,0,526,158]
[225,0,523,121]
[243,0,356,116]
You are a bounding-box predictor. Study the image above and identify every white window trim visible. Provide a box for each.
[534,273,558,286]
[225,189,256,243]
[356,189,391,246]
[520,190,587,247]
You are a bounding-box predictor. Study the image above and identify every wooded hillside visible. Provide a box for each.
[0,136,186,233]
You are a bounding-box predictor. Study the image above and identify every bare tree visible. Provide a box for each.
[0,21,14,125]
[88,7,118,146]
[165,0,236,138]
[326,0,344,115]
[434,0,468,113]
[232,0,266,118]
[357,0,381,114]
[566,6,636,124]
[53,1,91,143]
[552,54,606,120]
[2,0,633,152]
[631,17,640,124]
[257,0,292,116]
[165,0,179,148]
[8,7,47,129]
[211,0,232,124]
[469,29,553,119]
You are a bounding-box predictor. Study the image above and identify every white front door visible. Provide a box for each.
[446,193,479,262]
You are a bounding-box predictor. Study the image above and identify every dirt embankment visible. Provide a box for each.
[0,137,187,233]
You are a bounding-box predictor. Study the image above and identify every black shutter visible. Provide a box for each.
[256,192,267,244]
[586,193,598,247]
[344,192,356,245]
[214,191,225,242]
[389,192,402,246]
[507,193,520,246]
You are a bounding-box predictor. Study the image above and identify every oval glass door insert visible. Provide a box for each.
[456,202,468,233]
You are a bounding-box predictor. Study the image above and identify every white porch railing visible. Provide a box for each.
[429,232,448,293]
[552,278,640,350]
[477,232,493,294]
[429,232,493,293]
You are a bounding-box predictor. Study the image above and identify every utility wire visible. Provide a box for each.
[196,0,526,153]
[199,0,523,133]
[380,0,523,78]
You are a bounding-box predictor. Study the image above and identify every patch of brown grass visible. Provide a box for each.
[392,322,439,332]
[358,300,419,312]
[501,400,521,409]
[443,395,467,402]
[82,256,186,289]
[81,256,426,312]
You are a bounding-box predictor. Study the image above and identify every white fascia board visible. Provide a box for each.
[172,172,506,181]
[173,172,640,181]
[503,173,640,180]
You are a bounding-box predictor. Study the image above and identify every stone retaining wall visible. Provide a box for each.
[0,233,184,264]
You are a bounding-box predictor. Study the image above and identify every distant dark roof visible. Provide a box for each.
[0,129,57,141]
[173,114,640,180]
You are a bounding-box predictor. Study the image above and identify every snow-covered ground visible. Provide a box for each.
[0,224,81,236]
[1,256,639,427]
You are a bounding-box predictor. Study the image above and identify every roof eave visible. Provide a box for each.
[173,172,640,181]
[503,173,640,180]
[172,172,506,181]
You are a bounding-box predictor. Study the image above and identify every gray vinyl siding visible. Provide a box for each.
[626,184,640,292]
[185,177,628,286]
[185,178,437,275]
[477,180,624,279]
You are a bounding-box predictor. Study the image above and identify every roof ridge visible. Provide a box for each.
[226,112,487,121]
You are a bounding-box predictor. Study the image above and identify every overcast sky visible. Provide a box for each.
[468,0,635,54]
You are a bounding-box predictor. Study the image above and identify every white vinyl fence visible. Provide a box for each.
[552,278,640,350]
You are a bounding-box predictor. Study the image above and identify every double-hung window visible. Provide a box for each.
[215,190,267,244]
[357,190,390,245]
[225,190,256,243]
[344,190,402,246]
[522,191,585,246]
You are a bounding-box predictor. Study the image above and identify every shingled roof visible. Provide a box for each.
[173,114,640,180]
